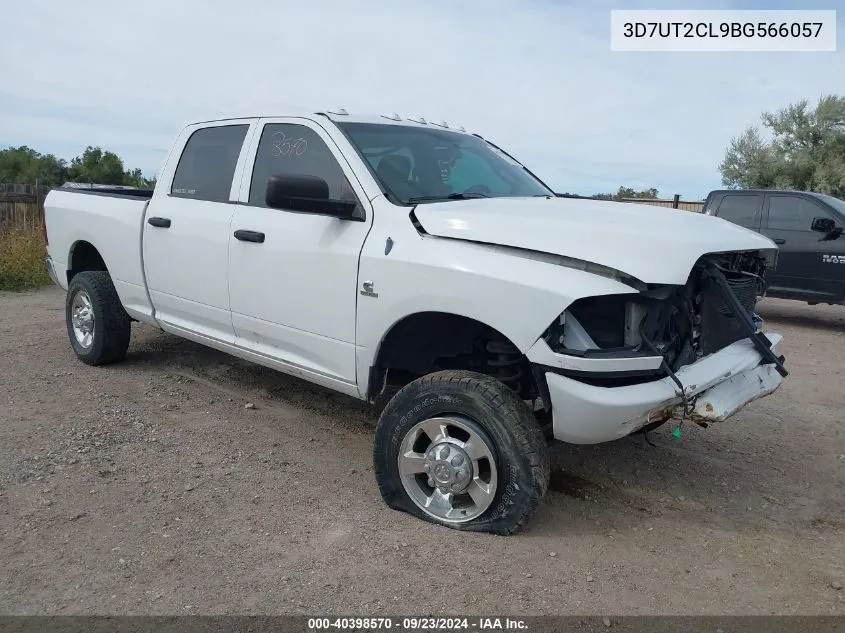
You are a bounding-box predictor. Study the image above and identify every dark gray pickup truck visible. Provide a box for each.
[704,189,845,305]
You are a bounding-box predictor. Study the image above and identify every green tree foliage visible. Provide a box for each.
[0,146,67,186]
[720,94,845,198]
[67,147,127,185]
[593,186,659,200]
[0,145,155,188]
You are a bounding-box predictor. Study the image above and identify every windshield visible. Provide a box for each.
[335,122,554,204]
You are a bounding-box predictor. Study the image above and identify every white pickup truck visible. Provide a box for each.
[44,110,788,534]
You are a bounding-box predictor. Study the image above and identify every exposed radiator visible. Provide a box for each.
[699,274,760,355]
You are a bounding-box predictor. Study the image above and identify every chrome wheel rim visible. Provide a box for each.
[398,415,498,523]
[71,290,95,350]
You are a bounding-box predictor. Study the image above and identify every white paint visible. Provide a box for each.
[688,363,782,422]
[412,196,778,285]
[44,190,154,323]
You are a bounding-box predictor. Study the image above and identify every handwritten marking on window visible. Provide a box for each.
[270,131,308,157]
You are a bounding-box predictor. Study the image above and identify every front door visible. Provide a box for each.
[143,121,255,342]
[761,193,845,301]
[227,118,372,389]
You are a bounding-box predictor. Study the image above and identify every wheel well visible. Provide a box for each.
[67,241,107,284]
[368,312,542,404]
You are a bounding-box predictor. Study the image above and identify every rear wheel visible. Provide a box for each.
[65,271,131,365]
[373,370,549,535]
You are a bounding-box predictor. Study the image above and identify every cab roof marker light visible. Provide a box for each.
[407,115,427,124]
[381,113,402,121]
[326,107,348,115]
[431,120,450,128]
[457,125,466,132]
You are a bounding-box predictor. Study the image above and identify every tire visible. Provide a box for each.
[373,370,550,535]
[65,271,131,366]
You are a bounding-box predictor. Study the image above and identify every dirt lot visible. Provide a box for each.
[0,286,843,616]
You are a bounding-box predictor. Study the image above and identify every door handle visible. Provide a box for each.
[772,238,786,244]
[234,229,265,243]
[147,217,171,228]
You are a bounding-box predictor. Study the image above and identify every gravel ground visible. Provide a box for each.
[0,286,843,615]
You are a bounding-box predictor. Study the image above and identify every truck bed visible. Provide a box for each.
[44,187,155,323]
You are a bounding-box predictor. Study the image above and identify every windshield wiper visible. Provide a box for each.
[407,192,490,203]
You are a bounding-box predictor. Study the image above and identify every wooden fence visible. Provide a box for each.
[619,195,704,213]
[0,184,48,229]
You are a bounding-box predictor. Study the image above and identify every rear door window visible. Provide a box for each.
[171,124,249,202]
[715,194,762,228]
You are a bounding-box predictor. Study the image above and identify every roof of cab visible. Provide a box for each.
[187,109,472,134]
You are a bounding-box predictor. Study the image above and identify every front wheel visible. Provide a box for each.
[65,271,131,365]
[373,370,550,535]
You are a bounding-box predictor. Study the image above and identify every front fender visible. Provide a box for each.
[354,230,637,397]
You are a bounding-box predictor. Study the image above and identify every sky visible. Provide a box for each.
[1,0,843,200]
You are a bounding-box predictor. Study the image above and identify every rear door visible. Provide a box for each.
[143,120,257,342]
[761,193,845,301]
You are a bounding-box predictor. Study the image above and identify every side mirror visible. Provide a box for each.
[265,174,360,220]
[811,217,836,233]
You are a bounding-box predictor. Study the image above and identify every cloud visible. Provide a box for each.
[1,0,843,198]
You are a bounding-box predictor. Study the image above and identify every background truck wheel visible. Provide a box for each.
[373,370,550,535]
[65,271,131,366]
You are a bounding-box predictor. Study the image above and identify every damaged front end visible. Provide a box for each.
[537,250,787,431]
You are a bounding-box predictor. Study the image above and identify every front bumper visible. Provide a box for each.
[541,332,783,444]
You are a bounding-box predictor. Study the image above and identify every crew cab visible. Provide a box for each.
[704,188,845,305]
[44,110,787,534]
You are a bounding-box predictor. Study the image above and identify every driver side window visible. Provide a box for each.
[444,149,512,195]
[767,195,829,232]
[248,123,360,209]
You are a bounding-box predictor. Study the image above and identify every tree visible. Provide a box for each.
[593,186,659,200]
[123,167,156,189]
[0,146,68,187]
[67,146,129,185]
[720,94,845,198]
[0,145,156,189]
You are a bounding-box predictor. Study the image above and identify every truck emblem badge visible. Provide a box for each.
[822,254,845,264]
[360,281,379,298]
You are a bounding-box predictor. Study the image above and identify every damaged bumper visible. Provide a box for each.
[539,331,783,444]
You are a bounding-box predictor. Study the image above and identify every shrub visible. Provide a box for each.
[0,222,51,291]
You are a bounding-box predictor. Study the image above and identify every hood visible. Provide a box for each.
[411,196,778,285]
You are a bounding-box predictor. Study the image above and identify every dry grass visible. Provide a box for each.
[0,222,51,291]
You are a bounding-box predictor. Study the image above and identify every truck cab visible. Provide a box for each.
[704,189,845,305]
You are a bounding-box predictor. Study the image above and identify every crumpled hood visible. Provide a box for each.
[412,196,778,285]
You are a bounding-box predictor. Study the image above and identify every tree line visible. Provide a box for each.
[0,145,155,189]
[559,187,661,200]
